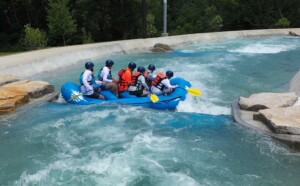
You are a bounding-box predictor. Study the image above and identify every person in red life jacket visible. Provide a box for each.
[80,61,105,99]
[128,66,150,97]
[144,64,157,87]
[151,70,178,95]
[118,62,137,98]
[98,59,119,97]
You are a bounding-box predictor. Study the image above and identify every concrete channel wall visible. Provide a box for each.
[290,71,300,96]
[1,28,300,78]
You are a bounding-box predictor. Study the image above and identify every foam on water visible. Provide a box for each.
[229,43,296,54]
[162,54,234,115]
[177,96,231,115]
[175,50,195,54]
[294,97,300,106]
[14,126,184,185]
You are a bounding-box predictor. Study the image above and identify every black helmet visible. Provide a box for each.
[128,62,136,69]
[85,61,94,69]
[166,70,174,78]
[148,64,156,71]
[105,59,114,67]
[137,66,145,73]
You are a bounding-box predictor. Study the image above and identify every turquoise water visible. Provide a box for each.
[1,36,300,185]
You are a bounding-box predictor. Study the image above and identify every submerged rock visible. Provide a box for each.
[151,43,173,53]
[289,31,300,37]
[239,92,298,111]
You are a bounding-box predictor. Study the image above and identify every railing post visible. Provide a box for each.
[162,0,168,36]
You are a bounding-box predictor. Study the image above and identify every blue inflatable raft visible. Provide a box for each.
[61,78,191,110]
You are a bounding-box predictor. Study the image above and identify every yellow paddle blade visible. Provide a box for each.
[186,87,202,96]
[150,94,159,103]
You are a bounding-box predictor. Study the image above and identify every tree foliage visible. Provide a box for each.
[47,0,76,45]
[147,14,158,37]
[22,24,47,49]
[0,0,300,50]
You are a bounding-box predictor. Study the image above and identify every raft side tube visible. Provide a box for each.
[60,77,191,109]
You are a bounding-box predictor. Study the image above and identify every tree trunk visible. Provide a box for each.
[276,0,284,18]
[63,35,66,46]
[26,8,32,25]
[4,13,14,28]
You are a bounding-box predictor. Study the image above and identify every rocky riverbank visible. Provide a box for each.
[0,75,54,115]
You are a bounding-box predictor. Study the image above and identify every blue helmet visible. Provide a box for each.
[166,70,174,78]
[137,66,145,73]
[105,59,114,67]
[85,61,94,69]
[128,62,136,69]
[148,64,155,71]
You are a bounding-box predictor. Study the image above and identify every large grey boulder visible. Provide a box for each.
[232,99,300,150]
[254,106,300,135]
[239,92,298,111]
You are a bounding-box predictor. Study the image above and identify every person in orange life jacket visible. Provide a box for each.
[80,61,105,99]
[145,64,157,87]
[118,62,137,98]
[151,70,178,96]
[98,59,119,96]
[128,66,150,97]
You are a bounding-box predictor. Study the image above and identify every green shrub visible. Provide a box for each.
[23,24,47,49]
[209,15,223,31]
[275,18,290,28]
[174,23,194,35]
[147,13,158,37]
[81,28,94,44]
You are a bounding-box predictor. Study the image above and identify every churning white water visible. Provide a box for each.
[1,36,300,186]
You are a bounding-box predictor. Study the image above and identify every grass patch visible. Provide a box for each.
[0,51,23,57]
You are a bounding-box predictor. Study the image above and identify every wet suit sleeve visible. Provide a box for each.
[162,79,178,89]
[102,68,113,83]
[139,76,149,90]
[82,71,93,93]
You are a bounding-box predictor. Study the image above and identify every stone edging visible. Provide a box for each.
[0,75,55,115]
